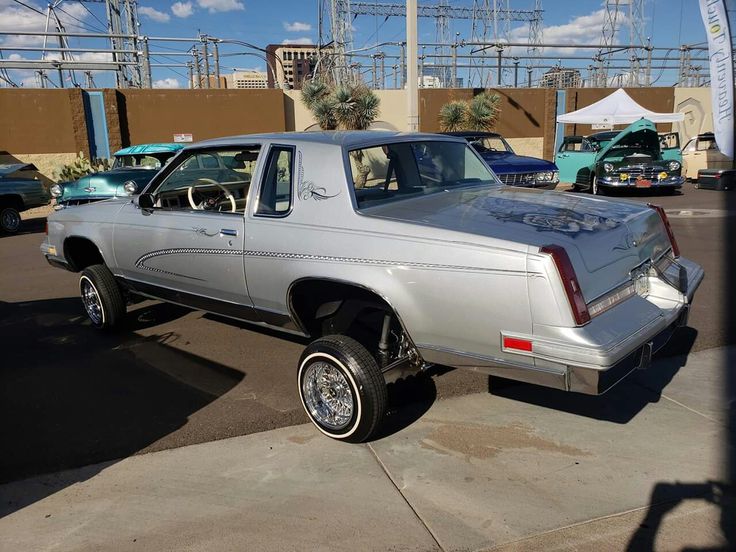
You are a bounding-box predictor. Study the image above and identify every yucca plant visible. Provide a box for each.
[438,92,501,132]
[438,100,468,132]
[301,80,380,131]
[467,92,501,131]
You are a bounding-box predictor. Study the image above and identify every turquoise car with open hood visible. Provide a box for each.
[555,119,683,195]
[51,143,184,206]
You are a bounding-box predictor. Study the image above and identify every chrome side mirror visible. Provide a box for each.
[123,180,139,195]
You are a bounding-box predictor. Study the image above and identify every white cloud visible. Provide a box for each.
[509,9,615,55]
[139,6,171,23]
[153,77,181,88]
[284,21,312,32]
[0,0,90,47]
[196,0,244,13]
[172,1,194,18]
[282,37,313,46]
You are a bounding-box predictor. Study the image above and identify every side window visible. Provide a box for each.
[256,146,293,216]
[696,138,716,151]
[683,138,696,153]
[152,148,259,214]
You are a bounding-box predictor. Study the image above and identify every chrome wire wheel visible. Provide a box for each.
[80,277,103,326]
[301,360,355,431]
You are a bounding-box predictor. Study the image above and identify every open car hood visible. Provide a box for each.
[596,118,660,160]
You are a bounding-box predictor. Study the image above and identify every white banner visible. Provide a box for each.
[699,0,734,160]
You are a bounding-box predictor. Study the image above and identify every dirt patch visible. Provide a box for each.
[287,434,316,445]
[420,421,590,460]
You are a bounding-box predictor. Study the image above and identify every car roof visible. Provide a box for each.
[114,143,185,156]
[587,131,620,141]
[190,131,467,150]
[442,131,502,138]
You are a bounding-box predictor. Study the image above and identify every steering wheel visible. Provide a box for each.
[187,178,236,213]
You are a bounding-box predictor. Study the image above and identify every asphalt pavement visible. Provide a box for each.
[0,183,734,550]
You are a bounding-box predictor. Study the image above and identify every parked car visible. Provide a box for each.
[444,131,559,189]
[51,143,185,206]
[0,163,51,233]
[41,131,703,442]
[555,119,684,195]
[681,132,733,181]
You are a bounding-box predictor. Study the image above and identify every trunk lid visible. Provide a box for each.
[363,186,672,302]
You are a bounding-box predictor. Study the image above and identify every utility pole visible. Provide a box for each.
[379,52,385,89]
[142,36,152,88]
[527,65,532,87]
[213,41,221,88]
[372,54,377,88]
[193,48,202,88]
[513,57,519,87]
[187,61,194,89]
[496,45,503,86]
[201,37,210,88]
[399,42,406,88]
[406,0,419,131]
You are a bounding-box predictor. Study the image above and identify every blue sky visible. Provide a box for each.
[0,0,725,88]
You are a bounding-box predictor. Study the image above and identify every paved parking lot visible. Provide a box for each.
[0,184,734,482]
[0,184,734,550]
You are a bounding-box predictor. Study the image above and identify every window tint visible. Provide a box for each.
[152,148,259,214]
[349,141,497,209]
[256,146,293,216]
[696,138,717,151]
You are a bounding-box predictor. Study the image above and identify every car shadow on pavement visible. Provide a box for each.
[0,297,244,518]
[487,327,697,425]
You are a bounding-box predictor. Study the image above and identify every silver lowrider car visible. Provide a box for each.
[40,131,703,442]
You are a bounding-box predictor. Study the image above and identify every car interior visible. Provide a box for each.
[153,148,260,214]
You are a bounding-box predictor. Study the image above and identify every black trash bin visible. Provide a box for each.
[696,169,735,191]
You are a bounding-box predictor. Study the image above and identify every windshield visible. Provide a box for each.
[349,140,500,209]
[113,153,171,169]
[467,136,513,154]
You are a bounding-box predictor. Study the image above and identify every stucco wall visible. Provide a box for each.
[116,89,286,144]
[506,137,544,159]
[284,89,407,131]
[0,89,87,155]
[673,87,713,144]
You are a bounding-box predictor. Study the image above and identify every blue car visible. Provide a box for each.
[51,143,185,206]
[445,132,559,189]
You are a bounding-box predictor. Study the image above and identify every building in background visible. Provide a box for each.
[539,67,582,88]
[266,44,324,89]
[227,70,268,89]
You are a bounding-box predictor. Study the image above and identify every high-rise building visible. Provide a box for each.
[266,44,324,89]
[228,70,268,89]
[539,67,582,88]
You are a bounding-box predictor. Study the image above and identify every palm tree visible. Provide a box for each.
[301,80,380,131]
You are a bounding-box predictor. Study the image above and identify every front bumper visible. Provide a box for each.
[418,255,703,395]
[599,175,685,189]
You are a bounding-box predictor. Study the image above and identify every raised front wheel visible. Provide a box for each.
[298,335,387,442]
[79,264,126,330]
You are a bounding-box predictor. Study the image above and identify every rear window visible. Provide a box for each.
[349,140,499,209]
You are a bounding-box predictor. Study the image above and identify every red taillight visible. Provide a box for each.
[648,203,680,257]
[541,244,591,326]
[503,336,533,352]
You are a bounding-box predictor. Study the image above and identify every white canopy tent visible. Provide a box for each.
[556,89,684,125]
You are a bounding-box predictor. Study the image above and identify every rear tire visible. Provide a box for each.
[298,335,387,443]
[79,264,126,330]
[0,206,21,234]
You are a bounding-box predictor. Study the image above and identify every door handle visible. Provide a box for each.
[220,229,237,237]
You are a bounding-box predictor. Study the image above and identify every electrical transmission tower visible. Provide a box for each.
[596,0,645,87]
[321,0,543,87]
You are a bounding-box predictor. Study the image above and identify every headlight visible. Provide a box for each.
[603,162,614,173]
[123,180,139,195]
[668,161,681,171]
[551,171,559,182]
[535,171,552,181]
[50,184,63,198]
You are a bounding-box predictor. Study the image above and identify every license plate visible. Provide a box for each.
[635,178,652,188]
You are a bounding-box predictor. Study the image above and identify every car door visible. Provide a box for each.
[112,146,262,317]
[555,137,595,184]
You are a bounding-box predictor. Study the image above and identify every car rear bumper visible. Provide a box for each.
[417,256,703,395]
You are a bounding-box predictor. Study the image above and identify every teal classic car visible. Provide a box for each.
[555,119,683,195]
[51,143,184,206]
